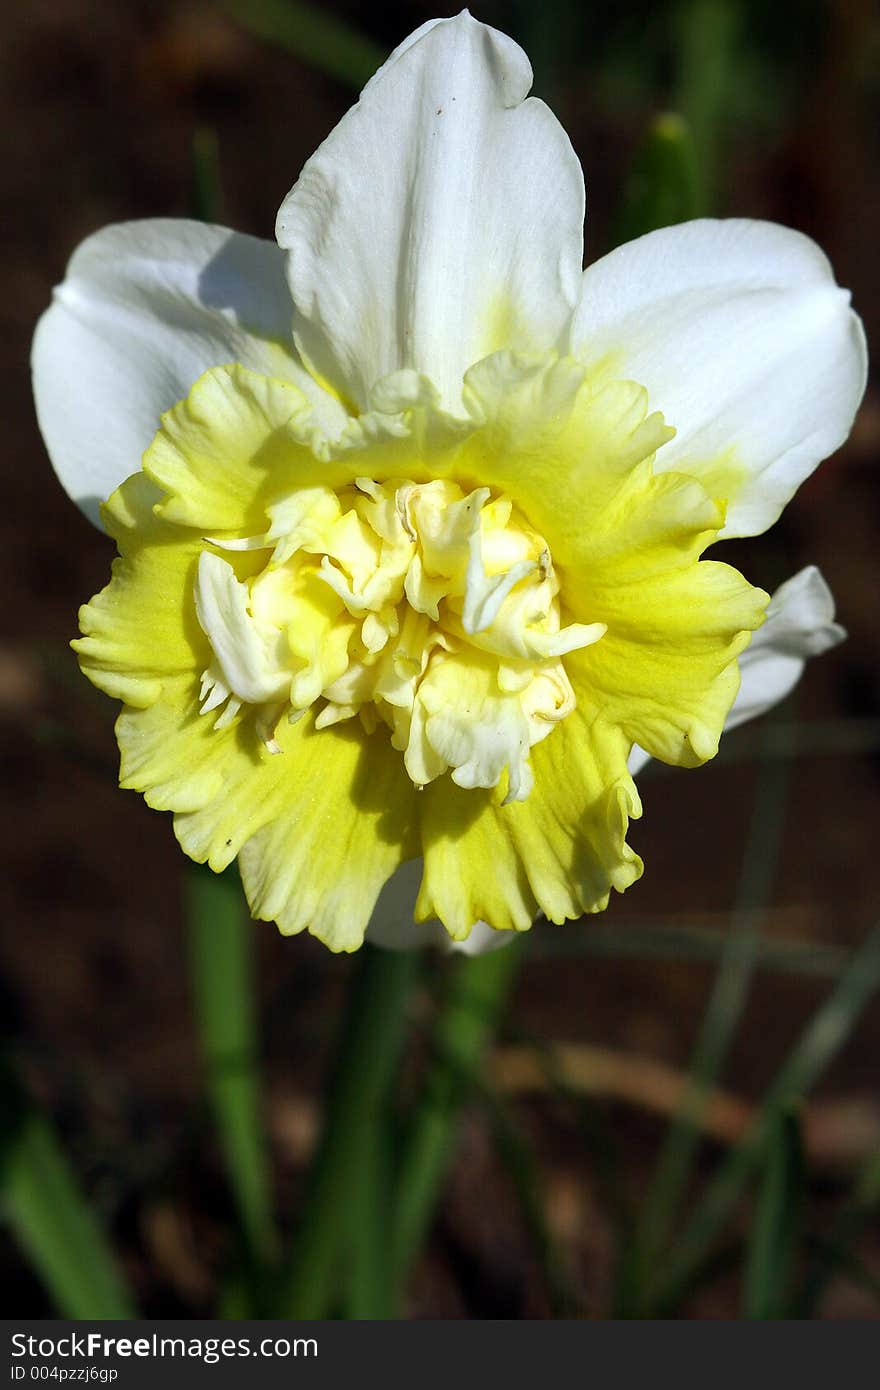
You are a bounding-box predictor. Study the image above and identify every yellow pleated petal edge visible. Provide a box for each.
[122,691,417,952]
[75,471,203,709]
[73,355,768,950]
[144,365,315,533]
[416,704,641,939]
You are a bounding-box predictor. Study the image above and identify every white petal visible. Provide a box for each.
[276,11,584,412]
[447,920,516,957]
[571,219,867,537]
[627,744,651,778]
[365,859,515,954]
[725,565,845,731]
[32,220,348,525]
[627,564,845,776]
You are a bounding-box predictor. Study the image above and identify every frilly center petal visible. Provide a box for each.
[195,471,605,804]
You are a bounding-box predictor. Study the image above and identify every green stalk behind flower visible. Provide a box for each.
[283,944,419,1318]
[390,938,525,1297]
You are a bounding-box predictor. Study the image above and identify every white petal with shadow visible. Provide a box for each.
[32,219,348,524]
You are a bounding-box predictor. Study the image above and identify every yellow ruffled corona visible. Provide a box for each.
[74,356,767,948]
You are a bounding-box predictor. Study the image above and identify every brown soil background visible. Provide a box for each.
[2,0,879,1317]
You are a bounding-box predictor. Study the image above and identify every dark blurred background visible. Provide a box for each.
[2,0,879,1317]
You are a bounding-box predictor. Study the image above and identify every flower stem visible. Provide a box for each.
[186,865,276,1276]
[390,937,524,1293]
[343,1112,395,1319]
[283,943,419,1319]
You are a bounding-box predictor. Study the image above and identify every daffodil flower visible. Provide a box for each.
[33,12,865,953]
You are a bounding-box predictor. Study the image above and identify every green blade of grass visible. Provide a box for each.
[651,922,880,1315]
[0,1063,135,1318]
[282,943,419,1318]
[674,0,742,212]
[220,0,383,90]
[390,938,524,1292]
[743,1103,806,1318]
[635,733,790,1291]
[186,865,275,1272]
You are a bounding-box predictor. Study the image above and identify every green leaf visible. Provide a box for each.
[743,1103,806,1318]
[219,0,384,90]
[186,865,275,1274]
[0,1062,135,1318]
